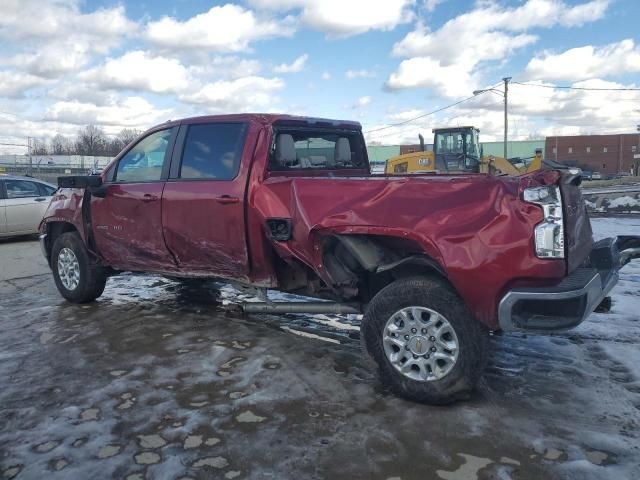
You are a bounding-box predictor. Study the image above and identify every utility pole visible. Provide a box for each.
[472,77,511,160]
[27,136,32,175]
[503,77,511,161]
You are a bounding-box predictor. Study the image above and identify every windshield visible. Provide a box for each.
[436,132,464,155]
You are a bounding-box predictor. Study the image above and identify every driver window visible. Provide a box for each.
[466,132,478,157]
[115,129,172,182]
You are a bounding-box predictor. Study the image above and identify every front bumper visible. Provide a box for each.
[498,236,640,331]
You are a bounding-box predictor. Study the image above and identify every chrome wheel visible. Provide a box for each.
[383,306,459,382]
[57,247,80,291]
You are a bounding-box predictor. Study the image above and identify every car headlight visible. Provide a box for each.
[524,186,564,259]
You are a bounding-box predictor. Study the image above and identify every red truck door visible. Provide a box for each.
[91,127,178,271]
[161,121,253,279]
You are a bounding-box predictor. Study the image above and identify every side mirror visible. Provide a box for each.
[58,175,103,188]
[58,175,108,197]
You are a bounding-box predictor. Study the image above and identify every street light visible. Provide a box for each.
[473,77,511,161]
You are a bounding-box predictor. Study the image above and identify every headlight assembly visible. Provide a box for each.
[524,186,564,259]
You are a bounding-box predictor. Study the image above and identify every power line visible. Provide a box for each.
[364,81,504,135]
[364,95,478,134]
[512,81,640,92]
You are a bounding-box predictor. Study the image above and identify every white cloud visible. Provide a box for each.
[189,56,263,80]
[321,71,331,80]
[345,69,376,79]
[273,54,308,73]
[179,76,285,112]
[45,96,172,128]
[364,107,536,145]
[523,39,640,81]
[146,4,295,52]
[354,96,372,108]
[0,1,134,79]
[250,0,415,37]
[0,0,133,41]
[386,109,426,122]
[387,0,610,97]
[80,51,191,94]
[47,82,116,106]
[507,79,640,132]
[0,71,47,98]
[1,43,95,78]
[386,57,476,97]
[425,0,446,12]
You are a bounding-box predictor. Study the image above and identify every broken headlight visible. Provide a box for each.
[524,185,564,259]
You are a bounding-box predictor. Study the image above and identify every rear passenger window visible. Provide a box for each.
[5,180,40,198]
[180,123,247,180]
[269,130,365,170]
[39,184,57,196]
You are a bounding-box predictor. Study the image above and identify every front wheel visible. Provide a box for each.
[51,232,107,303]
[361,276,489,404]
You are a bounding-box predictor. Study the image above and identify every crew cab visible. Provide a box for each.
[39,114,640,404]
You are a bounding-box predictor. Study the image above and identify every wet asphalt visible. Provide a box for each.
[1,233,639,480]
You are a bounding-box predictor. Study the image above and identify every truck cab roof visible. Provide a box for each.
[160,114,362,130]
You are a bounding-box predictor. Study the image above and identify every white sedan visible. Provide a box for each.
[0,175,57,238]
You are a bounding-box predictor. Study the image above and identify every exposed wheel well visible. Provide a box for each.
[321,234,449,303]
[43,222,78,264]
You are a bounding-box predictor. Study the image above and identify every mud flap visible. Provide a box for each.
[616,236,640,267]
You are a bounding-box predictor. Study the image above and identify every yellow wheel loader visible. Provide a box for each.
[385,126,543,176]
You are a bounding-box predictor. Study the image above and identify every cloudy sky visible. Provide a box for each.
[1,0,639,153]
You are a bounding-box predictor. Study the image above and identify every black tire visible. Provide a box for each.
[51,231,107,303]
[361,276,489,404]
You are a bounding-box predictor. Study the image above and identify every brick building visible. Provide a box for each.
[545,133,640,175]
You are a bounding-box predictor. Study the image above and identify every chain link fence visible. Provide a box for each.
[0,154,113,183]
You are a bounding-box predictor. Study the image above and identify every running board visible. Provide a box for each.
[242,302,362,314]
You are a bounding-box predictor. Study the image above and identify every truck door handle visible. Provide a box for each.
[142,194,158,202]
[215,195,240,205]
[34,197,48,202]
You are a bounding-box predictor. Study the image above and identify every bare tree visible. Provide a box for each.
[117,128,140,148]
[31,138,48,155]
[107,128,141,156]
[75,125,107,156]
[51,134,72,155]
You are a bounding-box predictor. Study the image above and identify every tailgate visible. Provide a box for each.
[560,177,593,273]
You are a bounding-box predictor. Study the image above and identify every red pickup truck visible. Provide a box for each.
[40,114,639,404]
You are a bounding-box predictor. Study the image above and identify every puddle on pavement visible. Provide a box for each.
[34,440,60,453]
[137,434,166,449]
[2,250,639,480]
[134,451,161,465]
[235,410,267,423]
[192,456,228,469]
[97,445,121,459]
[80,408,100,421]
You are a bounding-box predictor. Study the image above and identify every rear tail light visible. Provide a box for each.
[524,186,564,259]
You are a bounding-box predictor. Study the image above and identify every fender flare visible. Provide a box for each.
[376,254,447,278]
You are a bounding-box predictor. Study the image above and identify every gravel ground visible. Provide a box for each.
[0,218,639,480]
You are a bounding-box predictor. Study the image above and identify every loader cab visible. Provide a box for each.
[433,127,481,173]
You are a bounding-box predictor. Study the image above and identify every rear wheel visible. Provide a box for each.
[52,232,107,303]
[361,276,488,404]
